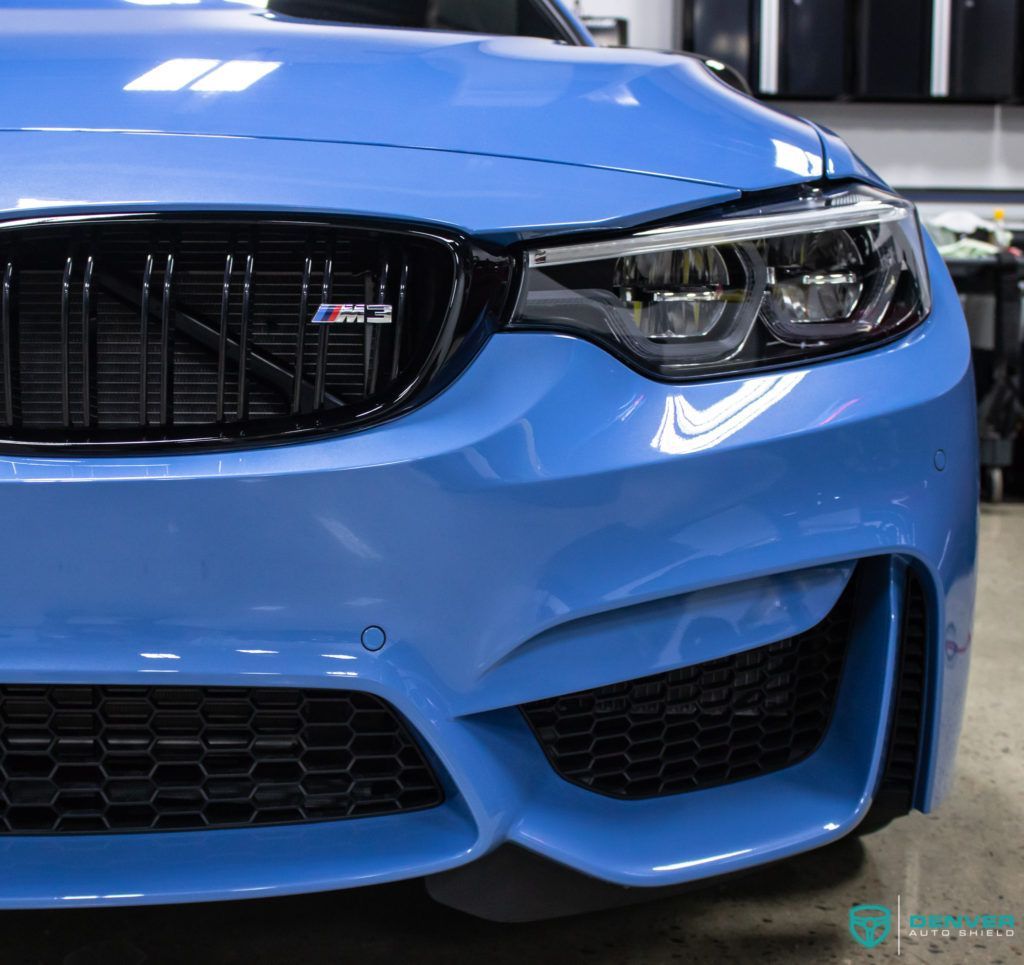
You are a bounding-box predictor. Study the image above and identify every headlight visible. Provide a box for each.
[510,187,931,379]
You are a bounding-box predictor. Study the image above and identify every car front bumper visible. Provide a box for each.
[0,241,977,908]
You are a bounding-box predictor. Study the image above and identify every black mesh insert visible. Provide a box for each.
[0,686,443,834]
[521,576,856,799]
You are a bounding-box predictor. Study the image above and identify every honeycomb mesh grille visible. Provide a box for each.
[521,576,856,799]
[0,686,443,834]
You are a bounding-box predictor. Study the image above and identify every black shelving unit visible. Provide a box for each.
[680,0,759,90]
[778,0,851,98]
[678,0,1024,103]
[946,254,1024,502]
[950,0,1020,100]
[854,0,933,99]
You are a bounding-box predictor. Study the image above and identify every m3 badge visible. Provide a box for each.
[312,304,393,325]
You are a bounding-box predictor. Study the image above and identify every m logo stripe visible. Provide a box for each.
[312,304,393,325]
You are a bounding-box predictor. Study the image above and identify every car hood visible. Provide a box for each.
[0,0,826,193]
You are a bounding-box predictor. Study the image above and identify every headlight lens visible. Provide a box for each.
[511,187,930,379]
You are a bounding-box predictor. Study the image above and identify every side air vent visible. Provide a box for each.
[521,574,856,799]
[0,215,510,451]
[865,568,930,825]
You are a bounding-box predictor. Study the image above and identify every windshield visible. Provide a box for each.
[267,0,577,41]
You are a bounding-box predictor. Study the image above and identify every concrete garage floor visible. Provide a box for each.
[5,507,1022,965]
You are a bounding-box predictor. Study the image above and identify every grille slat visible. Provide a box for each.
[392,255,409,382]
[59,255,73,428]
[139,252,153,427]
[292,252,313,415]
[216,252,233,423]
[1,261,17,427]
[366,247,389,397]
[313,250,333,410]
[0,685,443,834]
[0,217,459,449]
[81,255,97,428]
[158,252,175,425]
[238,252,255,422]
[522,576,856,799]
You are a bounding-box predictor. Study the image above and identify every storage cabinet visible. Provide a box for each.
[950,0,1019,100]
[778,0,850,97]
[678,0,1023,103]
[683,0,758,89]
[854,0,933,99]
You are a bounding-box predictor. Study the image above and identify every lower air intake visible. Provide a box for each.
[0,685,443,834]
[521,576,855,799]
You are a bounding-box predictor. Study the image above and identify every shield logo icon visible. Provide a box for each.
[849,905,892,948]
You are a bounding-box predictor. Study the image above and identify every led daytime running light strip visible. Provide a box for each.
[529,199,908,268]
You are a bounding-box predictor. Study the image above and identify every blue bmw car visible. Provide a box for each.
[0,0,977,920]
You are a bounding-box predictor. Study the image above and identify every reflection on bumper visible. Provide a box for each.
[0,245,977,905]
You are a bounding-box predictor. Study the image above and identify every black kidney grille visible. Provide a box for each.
[0,685,443,834]
[521,577,856,799]
[0,217,457,447]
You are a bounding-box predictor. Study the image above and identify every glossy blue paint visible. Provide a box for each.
[505,557,904,884]
[0,0,977,910]
[0,804,479,908]
[0,233,977,903]
[809,119,887,188]
[0,131,738,244]
[0,1,825,191]
[472,563,855,713]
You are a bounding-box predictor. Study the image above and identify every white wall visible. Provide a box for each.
[775,102,1024,195]
[575,0,676,51]
[574,4,1024,196]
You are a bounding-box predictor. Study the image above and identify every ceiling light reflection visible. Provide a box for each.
[190,60,281,92]
[124,58,220,92]
[773,138,824,178]
[653,848,752,872]
[651,372,806,456]
[17,197,91,209]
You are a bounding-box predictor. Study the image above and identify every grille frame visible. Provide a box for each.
[520,575,856,800]
[0,684,445,836]
[0,211,513,454]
